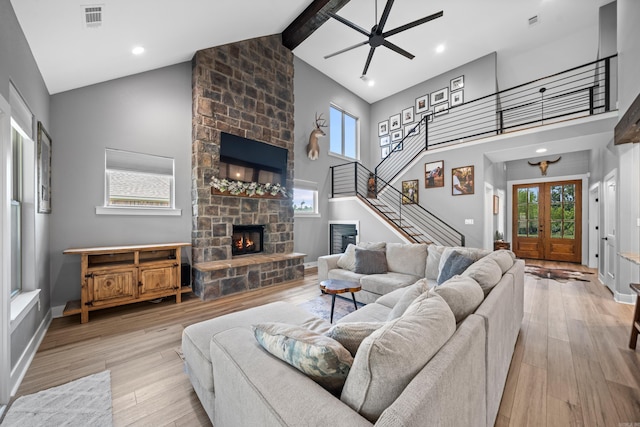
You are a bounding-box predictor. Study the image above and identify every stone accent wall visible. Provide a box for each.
[191,34,301,300]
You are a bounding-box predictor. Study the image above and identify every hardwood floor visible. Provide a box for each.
[14,262,640,426]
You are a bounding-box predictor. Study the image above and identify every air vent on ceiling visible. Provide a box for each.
[83,5,103,29]
[528,15,539,27]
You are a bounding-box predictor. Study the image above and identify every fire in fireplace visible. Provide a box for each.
[232,225,264,256]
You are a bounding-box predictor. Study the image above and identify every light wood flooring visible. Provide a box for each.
[13,262,640,426]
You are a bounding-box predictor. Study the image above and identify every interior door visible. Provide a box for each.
[603,171,617,292]
[513,180,582,262]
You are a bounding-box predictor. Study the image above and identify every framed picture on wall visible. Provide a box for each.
[402,106,414,125]
[378,120,389,136]
[402,180,419,204]
[381,145,390,158]
[405,124,419,138]
[424,160,444,188]
[37,121,52,214]
[430,87,448,105]
[391,129,403,142]
[451,90,464,106]
[434,103,449,116]
[380,135,390,146]
[452,165,474,195]
[415,95,429,114]
[389,113,401,130]
[451,75,464,91]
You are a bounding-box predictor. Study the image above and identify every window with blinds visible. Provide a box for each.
[105,149,174,208]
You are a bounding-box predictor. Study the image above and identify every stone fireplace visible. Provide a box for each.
[191,34,303,300]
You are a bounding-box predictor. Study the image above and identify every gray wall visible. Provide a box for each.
[507,151,590,182]
[293,57,371,262]
[0,0,51,378]
[49,63,192,308]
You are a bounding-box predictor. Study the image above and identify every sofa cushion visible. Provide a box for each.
[485,250,515,273]
[337,242,387,272]
[360,272,420,296]
[437,250,475,285]
[386,243,428,277]
[387,278,430,320]
[462,256,503,296]
[339,303,391,323]
[327,268,366,283]
[341,293,456,422]
[326,322,386,357]
[354,248,388,274]
[253,323,353,394]
[430,275,484,323]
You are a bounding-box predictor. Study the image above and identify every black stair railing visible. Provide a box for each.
[330,161,465,247]
[374,54,617,185]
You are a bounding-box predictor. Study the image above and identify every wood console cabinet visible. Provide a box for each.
[63,243,191,323]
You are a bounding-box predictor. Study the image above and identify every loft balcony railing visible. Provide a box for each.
[330,161,465,247]
[329,56,617,247]
[375,54,617,185]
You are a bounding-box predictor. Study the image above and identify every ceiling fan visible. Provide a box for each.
[324,0,443,76]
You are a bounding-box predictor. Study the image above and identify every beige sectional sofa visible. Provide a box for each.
[182,244,524,427]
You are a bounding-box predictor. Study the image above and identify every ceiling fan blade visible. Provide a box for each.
[362,47,376,76]
[382,40,414,60]
[377,0,395,32]
[327,12,371,38]
[383,10,443,38]
[324,41,369,59]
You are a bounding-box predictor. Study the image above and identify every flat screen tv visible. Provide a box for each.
[219,132,288,186]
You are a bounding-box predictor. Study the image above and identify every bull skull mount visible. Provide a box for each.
[306,113,327,161]
[528,156,561,176]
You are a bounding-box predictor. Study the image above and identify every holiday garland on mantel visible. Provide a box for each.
[210,177,288,198]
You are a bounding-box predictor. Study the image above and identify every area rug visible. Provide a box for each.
[525,265,594,282]
[1,370,112,427]
[298,293,364,322]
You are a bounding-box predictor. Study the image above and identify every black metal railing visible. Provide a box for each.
[331,162,465,247]
[374,54,617,185]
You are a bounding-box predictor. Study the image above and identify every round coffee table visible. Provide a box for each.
[319,279,361,323]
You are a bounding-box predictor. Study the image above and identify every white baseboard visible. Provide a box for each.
[614,290,636,305]
[51,305,65,319]
[10,309,52,396]
[304,261,318,269]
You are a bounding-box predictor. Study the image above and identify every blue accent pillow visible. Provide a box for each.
[437,251,474,285]
[354,248,388,274]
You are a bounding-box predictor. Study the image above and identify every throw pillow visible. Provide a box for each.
[326,322,386,357]
[425,244,446,280]
[337,244,357,271]
[253,323,353,394]
[340,293,456,422]
[437,251,474,285]
[429,275,484,323]
[354,248,388,275]
[386,243,428,277]
[337,242,387,272]
[387,278,430,320]
[462,256,503,296]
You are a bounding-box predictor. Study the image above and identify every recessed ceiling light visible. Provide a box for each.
[436,44,445,53]
[132,46,145,55]
[536,148,547,153]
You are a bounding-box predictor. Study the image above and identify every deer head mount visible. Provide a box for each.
[528,156,561,176]
[306,113,327,161]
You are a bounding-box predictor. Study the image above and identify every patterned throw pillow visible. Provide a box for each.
[253,323,353,394]
[354,248,388,274]
[437,251,474,285]
[326,322,386,356]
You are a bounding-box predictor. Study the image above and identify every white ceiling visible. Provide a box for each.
[12,0,611,102]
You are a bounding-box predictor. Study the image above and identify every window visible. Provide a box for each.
[329,105,358,159]
[293,179,319,217]
[98,149,180,216]
[11,127,23,298]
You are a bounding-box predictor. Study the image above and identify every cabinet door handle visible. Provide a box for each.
[138,281,143,287]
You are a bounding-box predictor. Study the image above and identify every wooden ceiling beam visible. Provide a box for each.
[615,91,640,145]
[281,0,351,51]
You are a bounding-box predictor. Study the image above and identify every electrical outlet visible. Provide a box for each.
[465,219,474,225]
[637,218,640,227]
